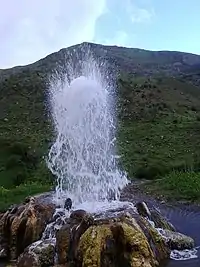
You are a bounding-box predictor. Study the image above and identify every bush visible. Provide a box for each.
[135,165,167,179]
[0,139,53,189]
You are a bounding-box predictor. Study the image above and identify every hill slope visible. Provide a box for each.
[1,42,200,81]
[117,74,200,178]
[1,42,200,209]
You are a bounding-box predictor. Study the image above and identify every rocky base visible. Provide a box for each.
[0,196,55,261]
[0,197,196,267]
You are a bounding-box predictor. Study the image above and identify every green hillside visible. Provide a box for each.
[117,74,200,178]
[1,42,200,210]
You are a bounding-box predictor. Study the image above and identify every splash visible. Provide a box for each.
[170,248,198,261]
[47,50,128,207]
[148,219,199,261]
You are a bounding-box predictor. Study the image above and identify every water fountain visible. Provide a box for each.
[47,49,129,210]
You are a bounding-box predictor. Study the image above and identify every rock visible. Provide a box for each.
[149,209,176,231]
[70,209,87,220]
[136,202,176,232]
[56,222,71,264]
[0,198,55,260]
[56,211,94,265]
[53,211,66,221]
[55,209,170,267]
[1,198,196,267]
[135,202,151,218]
[64,198,72,211]
[158,229,195,250]
[136,217,170,264]
[76,217,164,267]
[17,239,55,267]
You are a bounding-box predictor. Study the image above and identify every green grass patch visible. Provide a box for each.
[0,182,52,212]
[117,115,200,179]
[143,171,200,202]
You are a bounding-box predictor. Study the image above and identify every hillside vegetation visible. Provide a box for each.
[117,74,200,177]
[0,69,53,210]
[0,42,200,210]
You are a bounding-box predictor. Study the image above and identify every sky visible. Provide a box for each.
[0,0,200,68]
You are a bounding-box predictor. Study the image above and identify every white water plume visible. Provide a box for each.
[47,51,128,207]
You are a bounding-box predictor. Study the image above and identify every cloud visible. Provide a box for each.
[130,8,154,23]
[0,0,106,68]
[127,0,155,24]
[94,0,155,48]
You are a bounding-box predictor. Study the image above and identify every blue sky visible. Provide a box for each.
[95,0,200,54]
[1,0,200,68]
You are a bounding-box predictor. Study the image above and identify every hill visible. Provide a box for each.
[1,42,200,209]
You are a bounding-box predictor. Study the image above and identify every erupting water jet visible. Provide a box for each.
[47,52,128,208]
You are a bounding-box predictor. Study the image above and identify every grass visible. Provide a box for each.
[141,171,200,202]
[117,115,200,179]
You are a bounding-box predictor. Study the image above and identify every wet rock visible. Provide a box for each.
[150,209,176,232]
[56,210,94,265]
[70,209,87,220]
[53,211,66,221]
[136,217,170,264]
[135,201,151,218]
[56,220,72,265]
[76,217,164,267]
[41,209,69,240]
[17,239,55,267]
[64,198,72,211]
[159,229,195,250]
[55,209,170,267]
[0,198,55,261]
[8,205,19,214]
[136,202,176,232]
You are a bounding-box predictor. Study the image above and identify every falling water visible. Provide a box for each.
[47,49,128,207]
